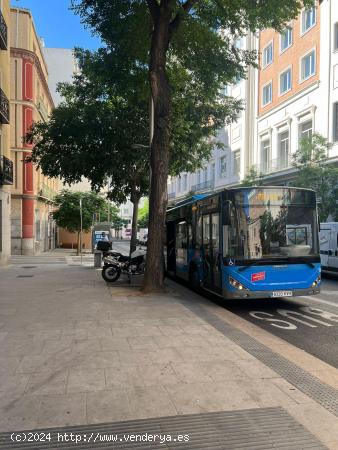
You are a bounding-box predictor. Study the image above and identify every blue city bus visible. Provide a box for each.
[165,186,321,299]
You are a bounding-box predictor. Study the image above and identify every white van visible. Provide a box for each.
[320,223,338,273]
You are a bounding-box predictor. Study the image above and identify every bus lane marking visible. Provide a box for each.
[302,296,338,309]
[249,307,338,330]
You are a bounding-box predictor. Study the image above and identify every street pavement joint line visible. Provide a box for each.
[174,288,338,419]
[0,407,325,449]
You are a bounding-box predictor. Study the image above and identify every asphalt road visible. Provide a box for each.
[217,273,338,369]
[114,240,338,370]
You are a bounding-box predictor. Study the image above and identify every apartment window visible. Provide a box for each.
[203,168,208,182]
[178,177,182,192]
[35,210,41,242]
[277,131,290,170]
[263,42,273,68]
[221,84,229,96]
[299,120,313,142]
[183,174,187,191]
[334,23,338,51]
[280,27,292,52]
[262,82,272,106]
[220,156,227,178]
[233,150,240,175]
[334,103,338,142]
[211,163,215,181]
[302,8,316,34]
[280,68,292,94]
[233,74,242,86]
[197,170,201,184]
[235,37,243,49]
[301,50,316,81]
[260,139,270,174]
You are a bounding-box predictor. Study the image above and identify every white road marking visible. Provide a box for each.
[301,295,338,309]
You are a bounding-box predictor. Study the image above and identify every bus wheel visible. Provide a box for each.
[189,267,200,291]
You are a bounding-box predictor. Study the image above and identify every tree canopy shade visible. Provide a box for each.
[291,134,338,222]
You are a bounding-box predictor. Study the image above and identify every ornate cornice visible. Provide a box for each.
[10,47,55,109]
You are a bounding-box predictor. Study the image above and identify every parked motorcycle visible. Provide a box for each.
[101,249,146,283]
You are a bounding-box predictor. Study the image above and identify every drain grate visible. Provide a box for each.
[21,266,37,269]
[16,275,34,278]
[177,292,338,419]
[0,407,325,449]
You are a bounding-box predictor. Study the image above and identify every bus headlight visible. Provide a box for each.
[229,276,248,291]
[311,275,321,287]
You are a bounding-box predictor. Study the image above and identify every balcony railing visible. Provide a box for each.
[0,155,13,185]
[256,154,292,175]
[191,180,214,193]
[0,9,7,50]
[38,184,57,201]
[0,87,9,124]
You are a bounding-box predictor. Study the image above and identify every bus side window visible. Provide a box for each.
[223,225,229,256]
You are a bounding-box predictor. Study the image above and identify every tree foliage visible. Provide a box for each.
[53,190,107,233]
[291,133,338,222]
[70,0,314,291]
[138,199,149,229]
[240,166,263,187]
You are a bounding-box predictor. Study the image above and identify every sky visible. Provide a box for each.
[11,0,102,50]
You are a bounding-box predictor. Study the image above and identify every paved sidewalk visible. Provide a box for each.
[1,263,338,448]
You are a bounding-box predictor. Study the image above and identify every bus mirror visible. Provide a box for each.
[223,201,231,225]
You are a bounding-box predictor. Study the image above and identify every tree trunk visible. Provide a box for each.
[143,10,172,293]
[130,196,140,256]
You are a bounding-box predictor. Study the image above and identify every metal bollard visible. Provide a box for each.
[94,250,102,268]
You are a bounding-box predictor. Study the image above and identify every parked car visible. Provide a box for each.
[320,222,338,274]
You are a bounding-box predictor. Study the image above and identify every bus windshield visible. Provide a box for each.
[227,188,319,260]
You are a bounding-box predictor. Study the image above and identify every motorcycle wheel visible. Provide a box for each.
[102,265,121,283]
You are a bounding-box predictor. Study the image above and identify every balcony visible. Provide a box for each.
[0,87,9,124]
[191,180,214,193]
[0,9,7,50]
[38,184,57,201]
[0,155,13,185]
[256,154,292,175]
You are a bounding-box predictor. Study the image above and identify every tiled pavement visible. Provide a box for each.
[1,263,338,448]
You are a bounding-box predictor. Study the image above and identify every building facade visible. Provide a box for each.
[43,47,78,106]
[168,34,258,204]
[323,0,338,157]
[254,1,326,185]
[168,2,338,203]
[0,0,12,265]
[10,7,58,255]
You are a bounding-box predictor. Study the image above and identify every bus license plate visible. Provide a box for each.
[272,291,292,297]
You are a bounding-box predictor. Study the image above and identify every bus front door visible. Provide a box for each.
[202,213,222,292]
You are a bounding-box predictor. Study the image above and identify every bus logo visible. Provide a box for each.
[251,272,266,282]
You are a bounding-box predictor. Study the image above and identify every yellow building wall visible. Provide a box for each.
[10,7,59,255]
[0,0,11,264]
[59,228,92,250]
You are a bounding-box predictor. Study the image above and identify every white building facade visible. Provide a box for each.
[168,34,258,204]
